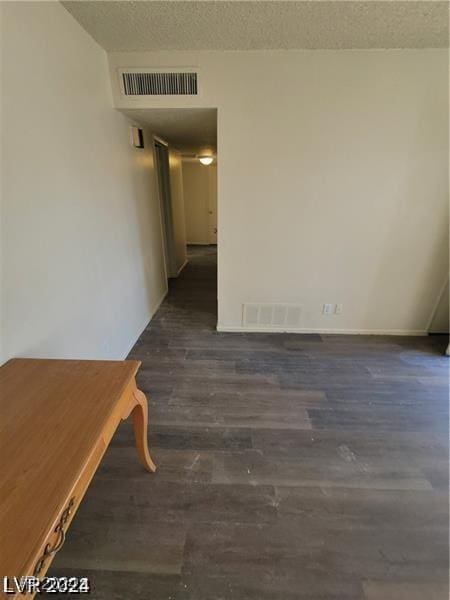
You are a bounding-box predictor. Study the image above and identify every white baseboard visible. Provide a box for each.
[176,259,188,276]
[150,286,169,317]
[121,287,168,359]
[216,325,428,336]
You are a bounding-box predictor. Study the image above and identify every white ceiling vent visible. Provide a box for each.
[120,69,198,96]
[242,303,302,330]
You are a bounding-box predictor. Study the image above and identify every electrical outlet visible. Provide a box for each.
[335,304,343,315]
[323,303,333,315]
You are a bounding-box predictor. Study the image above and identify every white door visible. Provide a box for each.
[208,164,218,244]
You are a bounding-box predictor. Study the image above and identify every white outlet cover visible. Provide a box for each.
[335,304,343,314]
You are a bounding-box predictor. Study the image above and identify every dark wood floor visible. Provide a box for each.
[49,246,449,599]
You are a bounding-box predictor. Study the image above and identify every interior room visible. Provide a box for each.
[1,1,449,599]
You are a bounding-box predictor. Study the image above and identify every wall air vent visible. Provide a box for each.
[242,303,302,330]
[121,71,198,96]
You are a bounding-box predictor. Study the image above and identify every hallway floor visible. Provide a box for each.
[49,246,449,599]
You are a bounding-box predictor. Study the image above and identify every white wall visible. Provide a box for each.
[110,49,449,334]
[0,2,168,363]
[182,160,212,244]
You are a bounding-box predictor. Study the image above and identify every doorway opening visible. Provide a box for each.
[122,107,218,325]
[182,155,217,247]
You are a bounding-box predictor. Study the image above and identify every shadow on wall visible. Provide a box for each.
[364,101,448,334]
[428,280,449,334]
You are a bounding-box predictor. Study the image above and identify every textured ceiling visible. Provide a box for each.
[120,108,217,153]
[63,1,448,51]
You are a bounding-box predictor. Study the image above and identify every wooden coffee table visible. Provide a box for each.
[0,358,155,594]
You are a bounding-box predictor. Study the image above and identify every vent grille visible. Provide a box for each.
[242,303,302,330]
[122,72,198,96]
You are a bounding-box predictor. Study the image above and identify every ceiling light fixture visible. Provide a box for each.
[198,155,214,165]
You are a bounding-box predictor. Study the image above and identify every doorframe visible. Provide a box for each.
[207,162,218,245]
[427,277,449,334]
[153,135,177,280]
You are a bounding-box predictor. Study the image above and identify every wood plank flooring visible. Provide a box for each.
[48,246,449,599]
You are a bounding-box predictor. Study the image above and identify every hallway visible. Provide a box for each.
[49,246,448,599]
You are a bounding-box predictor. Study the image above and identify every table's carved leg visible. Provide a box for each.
[123,385,156,473]
[132,388,157,472]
